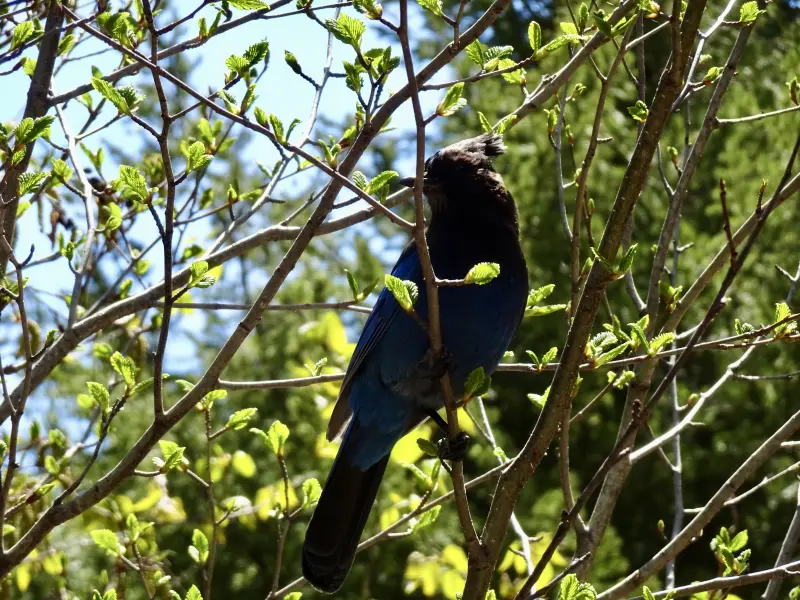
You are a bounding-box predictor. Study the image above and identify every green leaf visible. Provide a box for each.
[384,274,415,311]
[110,351,136,388]
[188,260,216,289]
[252,420,290,456]
[465,262,501,285]
[51,159,73,184]
[58,33,76,55]
[648,332,675,355]
[353,0,383,19]
[14,118,33,145]
[495,114,517,134]
[412,505,441,532]
[437,82,467,116]
[417,0,443,16]
[594,341,631,367]
[18,172,47,197]
[527,284,555,306]
[774,302,796,336]
[15,201,29,218]
[28,115,55,143]
[87,381,111,414]
[528,21,542,52]
[284,50,302,74]
[417,437,439,457]
[477,111,493,133]
[402,462,432,487]
[228,0,270,8]
[91,78,130,115]
[367,170,399,196]
[302,478,322,508]
[558,573,596,600]
[465,40,485,67]
[730,529,748,551]
[44,455,60,475]
[268,113,285,144]
[158,440,186,471]
[117,165,149,202]
[578,3,590,30]
[21,57,36,77]
[541,346,558,365]
[526,304,567,317]
[284,594,302,600]
[703,66,722,84]
[498,58,525,85]
[739,1,762,22]
[186,141,213,173]
[345,269,360,298]
[464,367,491,399]
[627,100,649,122]
[642,587,656,600]
[185,585,203,600]
[484,45,514,71]
[326,14,366,49]
[244,39,270,64]
[616,243,638,277]
[227,408,258,431]
[91,529,124,555]
[11,21,35,50]
[191,529,209,564]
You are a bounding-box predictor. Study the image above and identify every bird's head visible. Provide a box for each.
[398,134,515,222]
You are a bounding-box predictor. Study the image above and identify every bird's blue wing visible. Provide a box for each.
[325,242,422,440]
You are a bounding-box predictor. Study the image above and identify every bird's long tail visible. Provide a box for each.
[301,417,392,593]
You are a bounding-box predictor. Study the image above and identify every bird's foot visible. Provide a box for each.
[438,432,471,462]
[417,347,454,381]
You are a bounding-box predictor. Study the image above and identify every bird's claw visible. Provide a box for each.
[418,347,454,381]
[438,432,471,462]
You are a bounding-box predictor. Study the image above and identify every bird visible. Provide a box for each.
[301,133,529,593]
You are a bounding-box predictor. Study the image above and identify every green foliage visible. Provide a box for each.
[437,82,468,116]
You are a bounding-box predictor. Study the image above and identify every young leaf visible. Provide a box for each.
[417,0,443,16]
[110,351,136,388]
[11,21,35,50]
[464,367,491,399]
[302,478,322,508]
[465,262,500,285]
[412,505,441,532]
[627,100,649,122]
[185,585,203,600]
[252,420,290,456]
[437,82,467,116]
[593,341,631,367]
[91,78,130,115]
[465,40,485,67]
[615,243,638,278]
[477,111,493,133]
[87,381,111,414]
[227,408,258,431]
[18,172,47,197]
[367,170,399,196]
[541,346,558,365]
[739,1,762,23]
[528,21,542,52]
[91,530,124,555]
[384,274,415,311]
[774,302,796,336]
[117,165,149,203]
[326,14,366,49]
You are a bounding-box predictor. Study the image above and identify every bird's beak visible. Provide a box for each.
[398,176,416,188]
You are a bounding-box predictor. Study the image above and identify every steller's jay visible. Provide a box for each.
[302,134,529,593]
